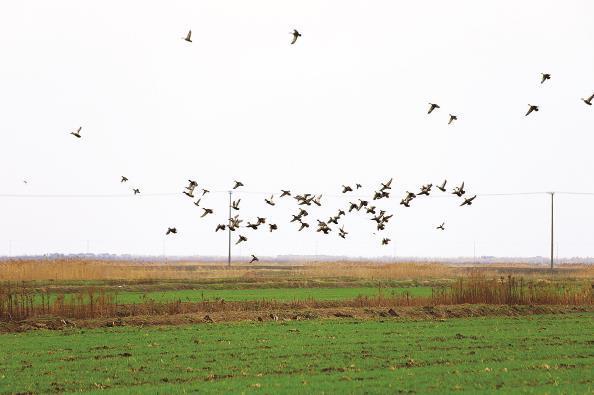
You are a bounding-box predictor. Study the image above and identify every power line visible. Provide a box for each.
[0,190,593,199]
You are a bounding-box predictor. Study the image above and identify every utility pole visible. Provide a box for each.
[550,192,554,270]
[227,191,232,268]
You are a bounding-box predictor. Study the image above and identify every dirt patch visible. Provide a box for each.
[1,305,592,333]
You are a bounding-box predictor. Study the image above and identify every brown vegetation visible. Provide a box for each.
[2,259,593,282]
[1,275,591,322]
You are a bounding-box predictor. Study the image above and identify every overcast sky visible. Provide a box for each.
[1,0,593,259]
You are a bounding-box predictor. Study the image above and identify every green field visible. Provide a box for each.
[1,313,592,394]
[113,286,433,303]
[32,286,433,305]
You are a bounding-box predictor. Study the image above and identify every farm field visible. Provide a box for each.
[29,286,433,305]
[1,313,593,394]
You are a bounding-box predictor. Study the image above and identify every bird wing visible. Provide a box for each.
[588,93,594,102]
[290,34,298,44]
[186,30,192,40]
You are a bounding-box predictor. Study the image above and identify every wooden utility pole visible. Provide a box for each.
[550,192,554,270]
[228,191,232,268]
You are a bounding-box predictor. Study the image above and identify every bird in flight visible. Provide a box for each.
[581,93,594,106]
[280,190,291,197]
[133,188,140,195]
[437,179,447,192]
[448,114,458,125]
[356,184,362,189]
[269,223,278,232]
[233,180,244,189]
[246,221,260,230]
[342,185,353,193]
[215,224,226,232]
[236,235,247,245]
[184,30,192,43]
[298,221,309,231]
[201,189,210,196]
[427,103,440,114]
[452,182,465,197]
[380,178,393,191]
[193,198,201,207]
[121,176,128,183]
[166,227,177,235]
[436,222,445,230]
[460,195,477,206]
[201,208,214,217]
[338,226,348,239]
[250,254,259,264]
[231,199,241,210]
[525,104,539,116]
[70,127,82,138]
[291,29,301,45]
[265,195,275,206]
[382,238,391,245]
[540,73,551,84]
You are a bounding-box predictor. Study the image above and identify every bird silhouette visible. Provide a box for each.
[418,184,432,196]
[121,176,128,183]
[298,221,309,231]
[133,188,140,195]
[448,114,458,125]
[298,208,309,217]
[231,199,241,210]
[338,226,348,239]
[461,195,476,206]
[366,206,376,214]
[236,235,247,245]
[215,224,226,232]
[328,216,339,225]
[280,190,291,197]
[166,227,177,235]
[452,182,465,197]
[437,179,447,192]
[382,238,391,245]
[348,202,360,212]
[313,194,322,206]
[380,178,393,191]
[70,127,82,138]
[290,29,301,44]
[201,208,214,217]
[250,254,259,263]
[265,195,275,206]
[581,93,594,106]
[540,73,551,84]
[269,224,278,232]
[526,104,539,116]
[337,209,346,217]
[194,198,201,207]
[201,189,210,196]
[233,180,244,189]
[246,221,259,230]
[356,183,362,189]
[427,103,440,114]
[437,222,445,230]
[400,198,411,208]
[184,30,192,43]
[342,185,353,193]
[257,217,266,225]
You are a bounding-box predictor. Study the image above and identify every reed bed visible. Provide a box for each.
[1,275,592,322]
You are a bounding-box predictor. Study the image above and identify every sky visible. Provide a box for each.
[0,0,593,259]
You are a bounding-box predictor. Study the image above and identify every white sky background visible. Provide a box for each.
[0,0,593,258]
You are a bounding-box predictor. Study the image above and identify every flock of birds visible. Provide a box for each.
[63,29,593,262]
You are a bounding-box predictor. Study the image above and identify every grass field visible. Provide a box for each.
[1,313,592,394]
[51,286,433,305]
